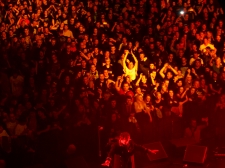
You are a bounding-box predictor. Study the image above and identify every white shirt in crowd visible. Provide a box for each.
[124,66,136,81]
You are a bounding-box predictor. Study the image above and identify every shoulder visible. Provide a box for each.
[208,44,215,47]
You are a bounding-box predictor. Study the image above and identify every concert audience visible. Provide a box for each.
[0,0,225,167]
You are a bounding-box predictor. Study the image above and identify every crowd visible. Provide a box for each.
[0,0,225,167]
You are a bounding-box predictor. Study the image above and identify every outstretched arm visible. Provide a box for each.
[134,142,158,154]
[198,2,204,14]
[115,75,123,92]
[168,65,178,75]
[80,51,90,60]
[159,63,168,79]
[135,73,143,86]
[122,51,129,70]
[101,142,116,167]
[150,72,156,86]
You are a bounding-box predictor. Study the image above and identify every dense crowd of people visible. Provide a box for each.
[0,0,225,167]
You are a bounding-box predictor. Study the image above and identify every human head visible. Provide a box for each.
[119,132,130,145]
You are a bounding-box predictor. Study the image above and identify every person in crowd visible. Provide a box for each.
[0,0,224,167]
[122,50,138,81]
[184,118,208,143]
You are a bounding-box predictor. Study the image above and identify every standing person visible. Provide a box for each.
[134,94,152,123]
[134,94,152,142]
[101,132,158,168]
[123,50,138,81]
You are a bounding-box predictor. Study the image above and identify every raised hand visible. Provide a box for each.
[101,160,110,167]
[117,76,121,81]
[191,68,196,74]
[167,65,172,69]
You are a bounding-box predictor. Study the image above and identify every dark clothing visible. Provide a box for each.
[107,139,148,168]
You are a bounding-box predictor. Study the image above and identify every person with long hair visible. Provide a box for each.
[133,94,152,142]
[101,132,158,168]
[176,86,188,117]
[134,94,152,123]
[144,94,154,111]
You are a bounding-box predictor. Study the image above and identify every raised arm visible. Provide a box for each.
[170,38,177,53]
[115,76,123,92]
[58,104,67,115]
[161,13,167,23]
[150,72,156,86]
[188,7,197,16]
[101,142,116,167]
[181,88,189,99]
[122,51,129,70]
[198,2,204,14]
[111,22,117,32]
[220,8,224,14]
[58,69,65,79]
[16,16,22,26]
[159,63,168,79]
[46,5,52,12]
[133,42,139,51]
[37,125,50,135]
[168,65,178,75]
[143,103,152,122]
[106,79,115,88]
[207,5,213,12]
[135,73,143,86]
[80,51,90,60]
[134,142,158,154]
[131,51,138,71]
[175,15,183,24]
[209,57,214,67]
